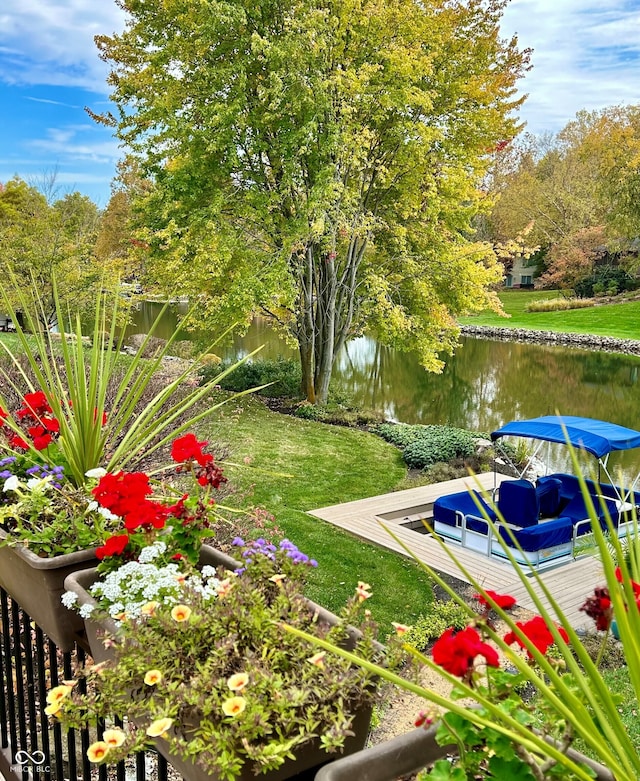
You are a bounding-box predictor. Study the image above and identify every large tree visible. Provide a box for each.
[96,0,529,403]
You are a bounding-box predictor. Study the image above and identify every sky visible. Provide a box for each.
[1,0,639,208]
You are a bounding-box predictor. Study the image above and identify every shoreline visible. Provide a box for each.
[461,324,640,357]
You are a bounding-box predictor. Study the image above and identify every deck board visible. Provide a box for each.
[309,474,604,629]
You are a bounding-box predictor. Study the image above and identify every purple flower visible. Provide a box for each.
[231,537,245,547]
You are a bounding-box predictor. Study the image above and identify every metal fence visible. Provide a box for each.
[0,589,172,781]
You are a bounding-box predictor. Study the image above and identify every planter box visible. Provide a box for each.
[0,529,97,651]
[64,544,374,781]
[312,725,615,781]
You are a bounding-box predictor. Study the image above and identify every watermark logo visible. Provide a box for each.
[13,749,50,773]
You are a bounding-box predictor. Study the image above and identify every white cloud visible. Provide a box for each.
[26,125,121,163]
[501,0,640,134]
[0,1,126,90]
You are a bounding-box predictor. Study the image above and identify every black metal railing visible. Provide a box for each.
[0,588,172,781]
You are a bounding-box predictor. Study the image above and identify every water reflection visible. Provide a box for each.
[128,302,640,478]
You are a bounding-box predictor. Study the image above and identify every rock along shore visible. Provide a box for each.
[460,324,640,357]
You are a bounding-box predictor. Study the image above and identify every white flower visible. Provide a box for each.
[85,467,108,479]
[3,475,21,493]
[79,603,95,619]
[97,507,119,521]
[26,475,54,492]
[61,591,78,609]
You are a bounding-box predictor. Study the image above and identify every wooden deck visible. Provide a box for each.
[309,474,604,629]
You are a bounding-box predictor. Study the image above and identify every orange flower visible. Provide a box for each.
[87,741,110,763]
[392,622,410,635]
[227,672,249,692]
[170,604,192,622]
[141,601,159,616]
[102,728,126,748]
[269,573,286,586]
[146,718,173,737]
[144,669,163,686]
[222,696,246,717]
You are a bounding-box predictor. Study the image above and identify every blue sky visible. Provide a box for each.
[1,0,639,207]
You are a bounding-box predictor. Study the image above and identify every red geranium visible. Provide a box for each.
[580,587,613,631]
[92,471,153,517]
[432,626,499,680]
[96,534,130,560]
[123,500,169,532]
[17,390,52,420]
[615,567,640,597]
[504,615,569,658]
[171,434,213,467]
[475,590,517,610]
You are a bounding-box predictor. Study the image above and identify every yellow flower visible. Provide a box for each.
[227,672,249,692]
[170,604,192,622]
[308,652,326,669]
[222,696,246,717]
[87,741,110,763]
[144,669,163,686]
[46,684,73,706]
[146,718,174,738]
[44,703,61,717]
[392,622,411,635]
[269,573,286,585]
[141,601,159,616]
[102,728,126,748]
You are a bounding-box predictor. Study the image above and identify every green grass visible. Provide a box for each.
[460,291,640,339]
[201,394,433,632]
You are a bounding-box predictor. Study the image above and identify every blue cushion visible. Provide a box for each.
[499,517,573,551]
[433,490,496,528]
[497,480,539,528]
[536,477,562,517]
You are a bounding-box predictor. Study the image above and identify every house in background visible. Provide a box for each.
[504,253,534,288]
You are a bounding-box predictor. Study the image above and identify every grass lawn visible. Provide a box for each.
[201,393,434,632]
[460,291,640,340]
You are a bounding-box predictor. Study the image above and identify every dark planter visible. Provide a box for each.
[313,725,615,781]
[0,529,97,651]
[64,544,375,781]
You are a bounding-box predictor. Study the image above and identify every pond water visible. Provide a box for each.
[127,302,640,479]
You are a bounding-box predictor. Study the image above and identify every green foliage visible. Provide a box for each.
[201,358,302,399]
[574,266,635,299]
[525,297,595,312]
[372,424,481,470]
[96,0,529,404]
[0,177,115,326]
[403,601,470,653]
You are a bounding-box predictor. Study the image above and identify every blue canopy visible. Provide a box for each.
[491,416,640,459]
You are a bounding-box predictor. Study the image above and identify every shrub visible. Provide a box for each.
[200,357,302,398]
[574,266,635,298]
[525,297,595,312]
[293,402,325,420]
[403,600,470,652]
[372,424,484,471]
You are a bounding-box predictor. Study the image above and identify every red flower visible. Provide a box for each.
[28,428,53,450]
[432,626,499,679]
[580,587,613,631]
[615,567,640,597]
[96,534,130,560]
[504,616,569,658]
[92,472,153,517]
[196,461,227,489]
[93,408,108,426]
[475,590,517,610]
[123,499,169,532]
[171,434,213,467]
[9,433,28,450]
[17,391,52,421]
[0,407,7,427]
